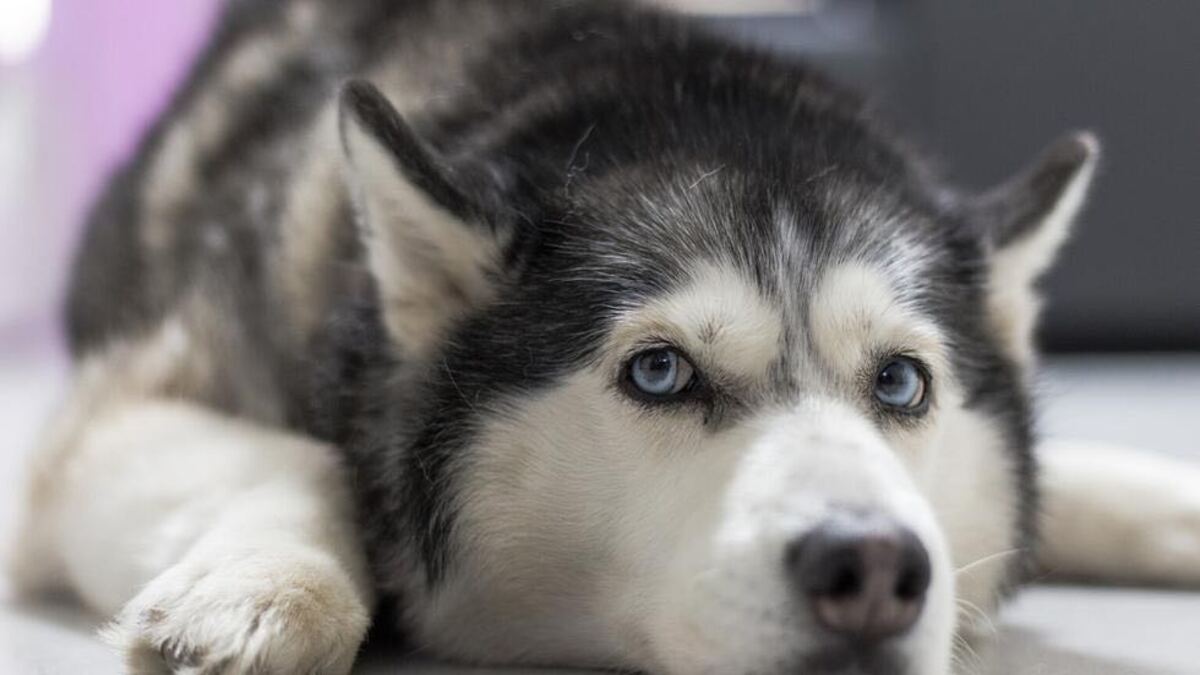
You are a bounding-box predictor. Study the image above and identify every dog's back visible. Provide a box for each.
[68,0,724,416]
[66,1,515,415]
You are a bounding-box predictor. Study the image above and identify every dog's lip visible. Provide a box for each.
[793,641,910,675]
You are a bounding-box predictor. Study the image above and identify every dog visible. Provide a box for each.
[8,1,1200,673]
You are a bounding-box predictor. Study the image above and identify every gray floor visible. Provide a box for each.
[2,351,1198,674]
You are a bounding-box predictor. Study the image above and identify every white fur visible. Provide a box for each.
[19,96,1194,675]
[987,133,1099,366]
[420,262,961,674]
[1038,439,1200,585]
[8,320,372,674]
[609,262,783,380]
[809,262,950,380]
[925,407,1023,636]
[647,402,955,675]
[340,111,503,357]
[809,262,1026,637]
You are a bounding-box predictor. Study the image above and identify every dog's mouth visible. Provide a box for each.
[795,642,909,675]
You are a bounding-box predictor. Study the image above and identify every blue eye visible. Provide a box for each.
[874,358,928,410]
[628,348,696,398]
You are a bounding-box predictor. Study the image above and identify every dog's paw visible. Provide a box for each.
[1135,477,1200,585]
[1040,441,1200,586]
[104,547,369,674]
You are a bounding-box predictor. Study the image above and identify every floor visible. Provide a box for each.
[1,350,1198,674]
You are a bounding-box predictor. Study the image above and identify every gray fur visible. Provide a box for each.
[61,1,1098,672]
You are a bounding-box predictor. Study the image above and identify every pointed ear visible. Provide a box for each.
[971,132,1100,365]
[338,80,506,357]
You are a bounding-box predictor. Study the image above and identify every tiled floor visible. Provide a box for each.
[2,349,1198,674]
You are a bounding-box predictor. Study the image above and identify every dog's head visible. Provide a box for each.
[333,47,1096,674]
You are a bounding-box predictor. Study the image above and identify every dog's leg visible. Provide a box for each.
[1037,439,1200,585]
[9,396,372,674]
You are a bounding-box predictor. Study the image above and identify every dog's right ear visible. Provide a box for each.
[338,80,506,357]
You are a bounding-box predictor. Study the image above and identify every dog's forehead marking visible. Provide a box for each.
[610,262,782,380]
[808,261,949,377]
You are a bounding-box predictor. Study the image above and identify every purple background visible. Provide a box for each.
[0,0,219,354]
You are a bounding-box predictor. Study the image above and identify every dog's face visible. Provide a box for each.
[336,73,1096,674]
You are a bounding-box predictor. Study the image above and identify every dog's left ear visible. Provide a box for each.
[969,132,1100,365]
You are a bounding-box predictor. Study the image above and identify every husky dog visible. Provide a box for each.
[9,1,1200,673]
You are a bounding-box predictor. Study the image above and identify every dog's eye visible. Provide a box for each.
[873,357,928,410]
[627,348,696,398]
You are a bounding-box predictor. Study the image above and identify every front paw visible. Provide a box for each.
[104,548,369,674]
[1139,481,1200,585]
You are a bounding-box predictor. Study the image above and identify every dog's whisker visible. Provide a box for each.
[955,548,1024,576]
[950,632,985,675]
[955,598,999,637]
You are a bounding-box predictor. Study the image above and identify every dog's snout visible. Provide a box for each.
[786,510,931,641]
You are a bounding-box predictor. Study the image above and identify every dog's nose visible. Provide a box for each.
[786,510,931,641]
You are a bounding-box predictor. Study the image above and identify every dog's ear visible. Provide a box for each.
[338,80,506,357]
[970,132,1100,365]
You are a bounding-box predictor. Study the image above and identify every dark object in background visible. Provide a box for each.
[714,0,1200,352]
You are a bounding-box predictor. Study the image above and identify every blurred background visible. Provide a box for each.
[0,2,1198,674]
[1,0,1197,357]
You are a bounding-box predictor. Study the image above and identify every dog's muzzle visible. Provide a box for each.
[644,402,954,675]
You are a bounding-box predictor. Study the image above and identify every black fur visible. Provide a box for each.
[340,81,482,222]
[970,135,1093,246]
[326,1,1041,596]
[66,0,1074,652]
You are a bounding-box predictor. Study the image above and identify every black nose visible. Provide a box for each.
[786,510,931,641]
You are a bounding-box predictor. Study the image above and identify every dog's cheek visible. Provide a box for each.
[922,403,1026,630]
[418,372,683,666]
